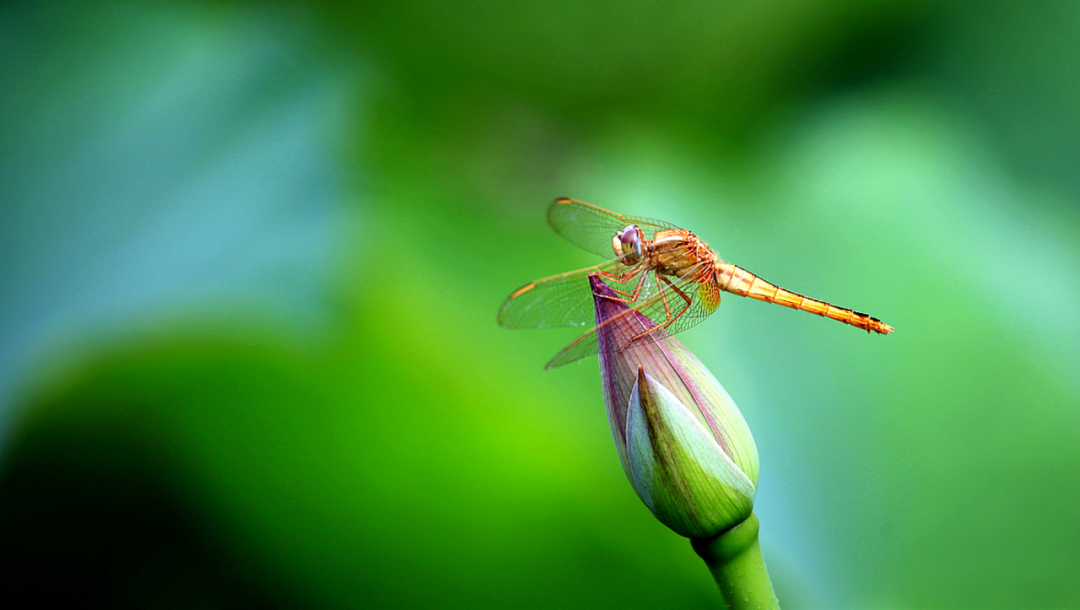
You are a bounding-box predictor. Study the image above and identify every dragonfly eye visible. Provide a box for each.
[613,225,643,264]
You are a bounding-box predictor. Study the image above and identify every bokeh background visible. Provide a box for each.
[2,1,1079,608]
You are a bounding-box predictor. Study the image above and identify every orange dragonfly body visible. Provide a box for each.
[499,198,893,369]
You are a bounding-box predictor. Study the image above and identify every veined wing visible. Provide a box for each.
[498,258,639,329]
[547,198,682,258]
[544,263,723,369]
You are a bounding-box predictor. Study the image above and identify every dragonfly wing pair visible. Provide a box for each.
[497,258,627,330]
[546,197,680,257]
[538,263,721,369]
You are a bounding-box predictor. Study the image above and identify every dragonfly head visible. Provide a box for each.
[613,225,644,265]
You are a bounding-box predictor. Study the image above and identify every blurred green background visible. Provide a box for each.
[2,1,1078,608]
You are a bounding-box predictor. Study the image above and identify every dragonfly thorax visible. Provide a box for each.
[612,225,645,266]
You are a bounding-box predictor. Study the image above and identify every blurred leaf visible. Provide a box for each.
[0,1,360,439]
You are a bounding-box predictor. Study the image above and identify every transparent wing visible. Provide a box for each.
[498,258,641,329]
[544,263,723,369]
[546,198,682,258]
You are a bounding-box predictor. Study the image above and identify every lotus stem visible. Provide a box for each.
[691,513,779,610]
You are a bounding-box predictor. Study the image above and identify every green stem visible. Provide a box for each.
[691,513,779,610]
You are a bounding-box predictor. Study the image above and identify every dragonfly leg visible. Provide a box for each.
[659,276,693,330]
[619,274,693,352]
[595,265,647,303]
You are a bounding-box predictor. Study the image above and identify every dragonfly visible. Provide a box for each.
[499,198,893,369]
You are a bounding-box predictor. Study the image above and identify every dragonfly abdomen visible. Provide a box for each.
[715,263,893,335]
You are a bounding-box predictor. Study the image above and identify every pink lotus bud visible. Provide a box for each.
[593,276,758,537]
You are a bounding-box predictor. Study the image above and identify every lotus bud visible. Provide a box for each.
[592,275,758,538]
